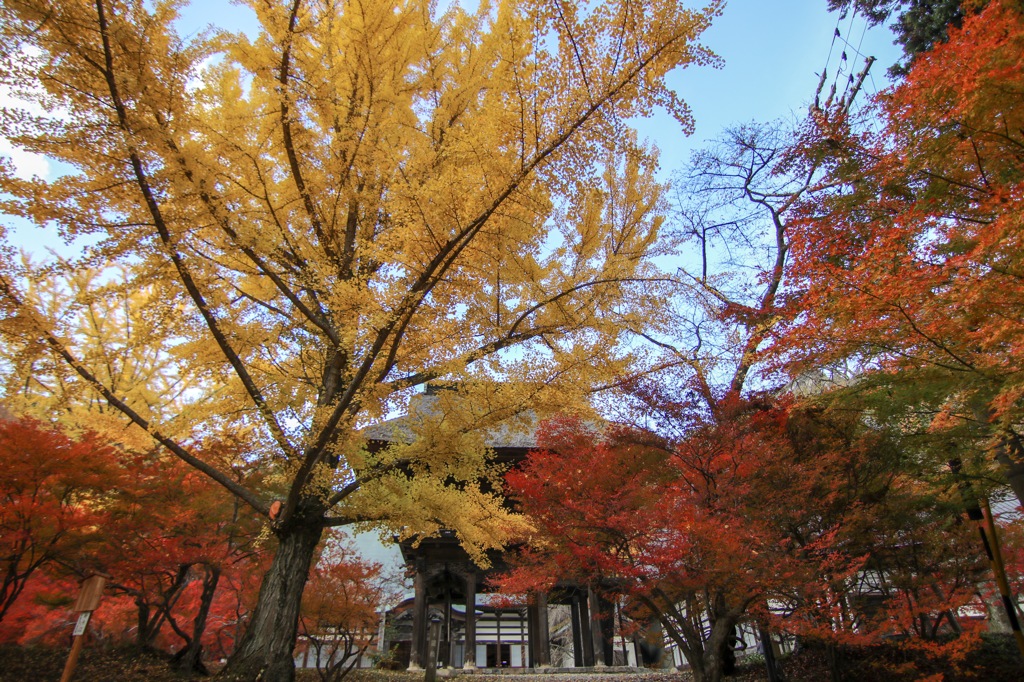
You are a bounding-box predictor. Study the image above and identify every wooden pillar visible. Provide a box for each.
[463,571,477,669]
[578,592,595,667]
[588,586,605,667]
[495,610,503,667]
[425,617,442,682]
[527,601,538,667]
[536,591,551,667]
[598,593,616,666]
[519,607,527,668]
[409,560,427,671]
[442,584,453,668]
[616,601,629,666]
[571,594,584,667]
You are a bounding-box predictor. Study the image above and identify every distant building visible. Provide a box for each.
[364,384,628,670]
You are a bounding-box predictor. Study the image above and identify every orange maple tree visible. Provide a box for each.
[779,0,1024,502]
[298,537,396,682]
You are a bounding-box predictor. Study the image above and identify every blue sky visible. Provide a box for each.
[645,0,901,171]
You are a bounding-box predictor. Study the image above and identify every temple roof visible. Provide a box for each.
[363,391,541,450]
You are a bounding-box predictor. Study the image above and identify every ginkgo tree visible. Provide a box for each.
[0,263,205,434]
[0,0,721,679]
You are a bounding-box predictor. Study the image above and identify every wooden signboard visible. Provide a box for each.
[72,612,91,637]
[61,574,108,682]
[72,575,106,613]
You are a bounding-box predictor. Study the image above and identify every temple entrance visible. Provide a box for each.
[378,535,618,671]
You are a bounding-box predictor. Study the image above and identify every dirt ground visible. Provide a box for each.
[1,637,1021,682]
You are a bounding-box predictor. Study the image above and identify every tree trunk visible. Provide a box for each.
[994,440,1024,509]
[687,595,739,682]
[219,519,325,682]
[137,564,190,649]
[136,600,151,648]
[176,564,221,674]
[687,656,708,682]
[758,625,784,682]
[640,593,725,682]
[669,625,729,682]
[967,403,1024,508]
[697,617,734,682]
[825,642,843,682]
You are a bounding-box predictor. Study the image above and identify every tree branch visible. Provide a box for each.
[281,29,699,523]
[93,0,299,462]
[0,275,269,516]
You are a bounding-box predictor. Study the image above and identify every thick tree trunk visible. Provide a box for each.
[825,642,843,682]
[696,618,734,682]
[219,519,325,682]
[688,658,709,682]
[666,627,727,682]
[136,601,151,648]
[641,592,733,682]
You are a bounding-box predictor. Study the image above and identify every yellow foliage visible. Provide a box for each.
[0,0,719,548]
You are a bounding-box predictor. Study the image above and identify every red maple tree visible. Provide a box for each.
[92,438,268,670]
[0,418,269,670]
[0,417,113,626]
[501,398,986,682]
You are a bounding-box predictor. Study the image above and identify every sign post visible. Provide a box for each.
[60,574,107,682]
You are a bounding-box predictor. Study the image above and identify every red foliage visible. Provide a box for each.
[0,571,79,645]
[0,418,268,666]
[87,439,269,663]
[501,400,985,681]
[0,417,114,627]
[780,0,1024,444]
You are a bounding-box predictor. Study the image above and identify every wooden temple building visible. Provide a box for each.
[364,385,627,671]
[381,536,622,670]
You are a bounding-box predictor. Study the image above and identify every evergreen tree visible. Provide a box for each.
[827,0,978,75]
